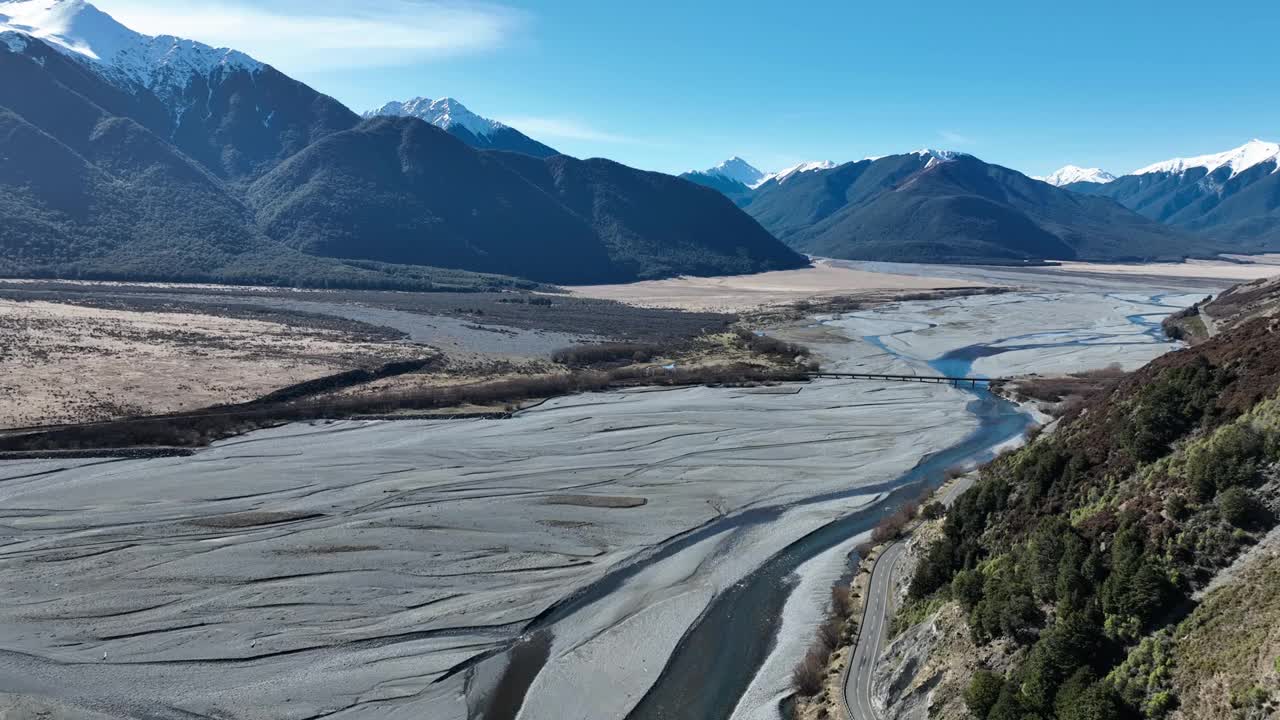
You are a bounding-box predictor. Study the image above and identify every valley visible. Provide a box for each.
[0,265,1237,720]
[2,2,1280,719]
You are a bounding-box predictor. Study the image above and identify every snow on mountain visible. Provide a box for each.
[1036,165,1118,186]
[704,156,765,187]
[913,148,966,160]
[1132,139,1280,178]
[0,27,28,52]
[366,97,506,139]
[910,149,969,171]
[757,160,837,187]
[0,0,262,100]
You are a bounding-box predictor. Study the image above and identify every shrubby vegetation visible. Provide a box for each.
[551,343,672,366]
[1,362,810,452]
[733,328,811,360]
[792,585,858,698]
[904,325,1280,720]
[552,329,815,369]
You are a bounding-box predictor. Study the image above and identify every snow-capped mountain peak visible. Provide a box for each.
[1036,165,1117,186]
[705,156,765,187]
[366,97,507,138]
[757,160,837,187]
[910,149,968,171]
[0,0,262,96]
[1132,139,1280,178]
[913,148,966,161]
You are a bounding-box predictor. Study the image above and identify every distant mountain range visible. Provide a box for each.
[681,157,836,194]
[683,151,1209,264]
[0,0,804,286]
[3,0,1276,285]
[363,97,559,159]
[1064,139,1280,250]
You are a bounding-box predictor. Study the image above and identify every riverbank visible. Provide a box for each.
[781,476,972,720]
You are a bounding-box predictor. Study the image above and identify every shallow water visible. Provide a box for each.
[620,290,1202,720]
[620,312,1030,720]
[0,283,1218,720]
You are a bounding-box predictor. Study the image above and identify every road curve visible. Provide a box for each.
[844,538,906,720]
[841,476,977,720]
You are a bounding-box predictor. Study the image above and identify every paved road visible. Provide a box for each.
[844,538,907,720]
[841,475,976,720]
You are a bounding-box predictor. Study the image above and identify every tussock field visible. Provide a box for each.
[0,299,424,428]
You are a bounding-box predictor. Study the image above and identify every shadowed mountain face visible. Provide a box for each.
[0,40,273,280]
[733,153,1210,264]
[1,25,804,286]
[249,117,806,284]
[0,35,356,185]
[0,45,537,290]
[1067,152,1280,251]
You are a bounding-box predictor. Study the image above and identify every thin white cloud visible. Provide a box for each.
[94,0,524,70]
[938,129,976,146]
[499,115,644,145]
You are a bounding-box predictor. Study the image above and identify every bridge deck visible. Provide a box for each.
[807,371,1003,386]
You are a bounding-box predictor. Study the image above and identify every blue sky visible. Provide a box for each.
[99,0,1280,177]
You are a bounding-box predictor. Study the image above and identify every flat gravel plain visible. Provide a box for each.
[0,378,972,719]
[0,271,1226,720]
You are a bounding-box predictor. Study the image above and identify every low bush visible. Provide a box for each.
[552,343,670,366]
[830,584,853,618]
[816,617,842,652]
[965,670,1005,718]
[791,648,829,696]
[871,501,919,544]
[733,328,810,359]
[1218,486,1263,528]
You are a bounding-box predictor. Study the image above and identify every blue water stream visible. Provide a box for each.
[482,293,1180,720]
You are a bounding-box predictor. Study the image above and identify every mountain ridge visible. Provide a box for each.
[364,96,559,158]
[248,115,806,284]
[1066,139,1280,251]
[0,12,807,287]
[736,152,1206,264]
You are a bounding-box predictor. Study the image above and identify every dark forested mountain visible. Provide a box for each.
[249,116,805,284]
[493,151,804,280]
[1066,140,1280,251]
[739,151,1206,264]
[1,2,804,287]
[364,97,558,159]
[0,1,358,182]
[0,37,537,290]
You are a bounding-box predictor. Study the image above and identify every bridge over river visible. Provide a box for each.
[807,370,1004,388]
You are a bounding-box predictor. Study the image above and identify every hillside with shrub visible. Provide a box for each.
[901,286,1280,719]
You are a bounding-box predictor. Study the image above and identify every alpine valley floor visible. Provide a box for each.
[0,267,1256,720]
